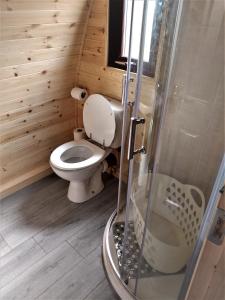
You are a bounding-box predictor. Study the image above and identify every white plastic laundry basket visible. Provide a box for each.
[131,174,205,274]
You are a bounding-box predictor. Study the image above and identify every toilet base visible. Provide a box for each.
[67,167,104,203]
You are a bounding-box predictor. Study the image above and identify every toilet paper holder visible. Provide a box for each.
[71,87,88,101]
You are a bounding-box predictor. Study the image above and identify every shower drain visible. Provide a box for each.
[112,222,155,279]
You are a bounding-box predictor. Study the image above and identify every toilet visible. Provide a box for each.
[50,94,123,203]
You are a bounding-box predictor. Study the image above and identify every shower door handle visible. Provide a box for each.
[127,117,146,160]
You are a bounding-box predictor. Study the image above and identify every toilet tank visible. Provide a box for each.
[83,94,124,149]
[107,97,124,149]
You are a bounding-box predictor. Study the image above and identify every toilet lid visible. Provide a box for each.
[83,94,116,147]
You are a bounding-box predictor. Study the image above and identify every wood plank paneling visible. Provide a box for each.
[0,238,45,289]
[1,0,156,197]
[0,235,11,258]
[37,246,106,300]
[77,0,156,127]
[1,0,89,11]
[0,242,82,299]
[2,23,85,41]
[0,45,80,67]
[0,175,118,299]
[0,0,92,198]
[1,10,89,26]
[77,0,156,182]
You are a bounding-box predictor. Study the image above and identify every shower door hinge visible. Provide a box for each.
[121,74,134,106]
[208,207,225,245]
[127,117,146,161]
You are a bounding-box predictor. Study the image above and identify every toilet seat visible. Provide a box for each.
[83,94,116,147]
[50,140,105,171]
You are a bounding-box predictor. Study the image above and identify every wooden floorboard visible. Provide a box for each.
[34,183,117,254]
[0,174,119,300]
[0,191,76,248]
[0,234,11,258]
[0,176,68,231]
[84,279,120,300]
[37,246,106,300]
[67,205,113,258]
[0,238,45,289]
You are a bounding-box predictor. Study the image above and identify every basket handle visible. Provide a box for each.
[187,185,205,209]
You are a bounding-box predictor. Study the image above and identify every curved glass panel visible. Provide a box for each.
[106,0,224,299]
[134,0,224,299]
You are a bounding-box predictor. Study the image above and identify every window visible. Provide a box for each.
[108,0,163,77]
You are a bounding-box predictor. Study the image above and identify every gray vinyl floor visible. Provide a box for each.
[0,174,120,300]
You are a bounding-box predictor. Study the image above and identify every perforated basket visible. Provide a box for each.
[131,174,205,274]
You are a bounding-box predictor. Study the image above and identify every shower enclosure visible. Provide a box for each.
[103,0,224,299]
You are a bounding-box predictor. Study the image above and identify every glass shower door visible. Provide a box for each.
[118,0,224,299]
[118,0,166,294]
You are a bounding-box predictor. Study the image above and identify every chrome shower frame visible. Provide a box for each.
[102,0,224,299]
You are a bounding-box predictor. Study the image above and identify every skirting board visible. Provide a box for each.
[0,164,52,200]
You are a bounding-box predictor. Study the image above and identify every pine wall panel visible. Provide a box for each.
[77,0,156,125]
[77,0,157,180]
[0,0,91,198]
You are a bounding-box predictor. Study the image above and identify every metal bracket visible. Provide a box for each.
[115,61,137,67]
[121,74,135,106]
[127,117,146,161]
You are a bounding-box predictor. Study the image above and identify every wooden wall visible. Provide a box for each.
[76,0,156,182]
[0,0,157,197]
[0,0,91,198]
[77,0,156,128]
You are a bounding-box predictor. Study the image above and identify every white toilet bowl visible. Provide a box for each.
[50,94,123,203]
[50,140,109,203]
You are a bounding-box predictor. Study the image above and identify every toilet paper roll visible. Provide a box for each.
[71,87,88,101]
[73,128,86,141]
